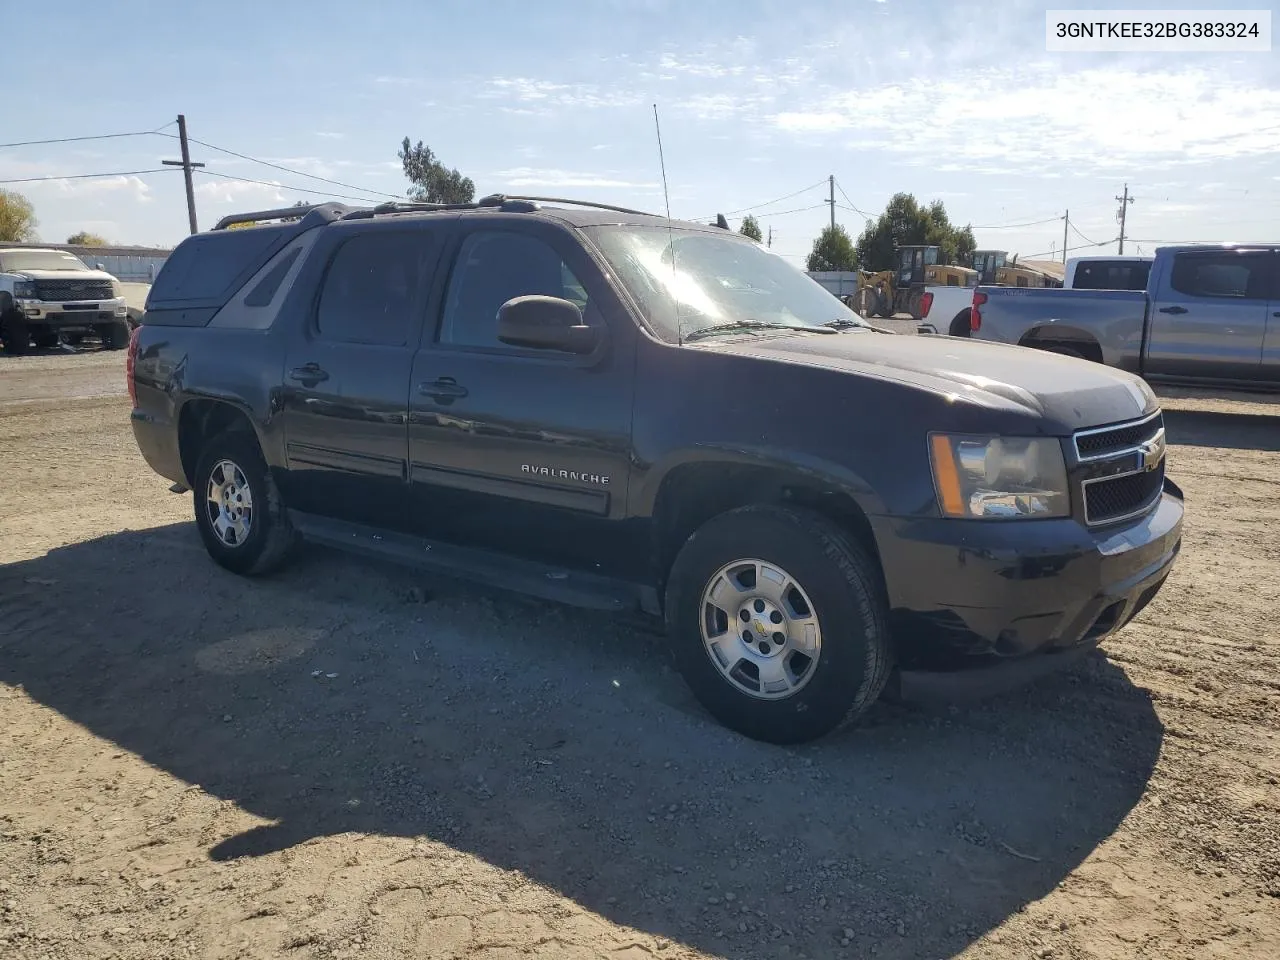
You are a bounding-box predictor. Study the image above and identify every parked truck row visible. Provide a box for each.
[965,244,1280,390]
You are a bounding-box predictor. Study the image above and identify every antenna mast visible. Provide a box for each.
[653,104,682,344]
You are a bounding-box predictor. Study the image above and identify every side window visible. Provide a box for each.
[244,248,300,307]
[315,231,433,346]
[439,231,589,350]
[1170,253,1267,300]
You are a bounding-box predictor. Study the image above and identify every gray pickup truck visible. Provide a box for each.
[968,243,1280,390]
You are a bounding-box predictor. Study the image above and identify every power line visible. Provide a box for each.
[195,169,383,205]
[754,202,828,218]
[1069,221,1103,245]
[833,179,873,218]
[1022,238,1113,259]
[0,168,176,185]
[696,179,828,221]
[973,215,1063,229]
[162,133,406,201]
[0,122,174,150]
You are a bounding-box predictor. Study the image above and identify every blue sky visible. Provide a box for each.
[6,0,1279,265]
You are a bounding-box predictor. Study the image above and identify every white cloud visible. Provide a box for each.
[485,77,643,110]
[195,178,287,205]
[773,66,1280,173]
[491,167,658,189]
[315,131,345,140]
[14,174,156,204]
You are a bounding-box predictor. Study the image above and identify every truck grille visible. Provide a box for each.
[1084,466,1165,525]
[33,279,114,301]
[1074,411,1163,459]
[1074,411,1167,526]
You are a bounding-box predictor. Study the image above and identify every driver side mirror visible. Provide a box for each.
[497,295,599,354]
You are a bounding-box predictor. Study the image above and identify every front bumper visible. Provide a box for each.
[15,297,127,328]
[873,478,1184,696]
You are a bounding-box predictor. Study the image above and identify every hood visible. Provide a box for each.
[695,329,1157,433]
[14,268,117,282]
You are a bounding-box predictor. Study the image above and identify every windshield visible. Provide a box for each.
[582,225,865,342]
[0,250,92,272]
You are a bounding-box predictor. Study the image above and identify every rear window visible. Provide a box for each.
[1073,260,1152,291]
[1169,253,1270,299]
[149,229,282,303]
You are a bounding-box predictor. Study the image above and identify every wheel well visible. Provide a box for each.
[948,309,971,337]
[178,400,257,485]
[1019,326,1103,363]
[652,463,883,589]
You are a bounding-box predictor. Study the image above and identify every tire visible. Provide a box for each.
[97,321,131,350]
[948,310,971,338]
[192,429,297,576]
[664,504,892,744]
[67,333,85,346]
[1,310,30,355]
[33,331,60,350]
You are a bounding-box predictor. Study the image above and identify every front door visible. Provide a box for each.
[1145,249,1271,383]
[406,220,639,579]
[276,222,440,530]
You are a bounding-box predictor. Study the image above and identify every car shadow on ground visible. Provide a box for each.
[1162,408,1280,452]
[0,524,1164,959]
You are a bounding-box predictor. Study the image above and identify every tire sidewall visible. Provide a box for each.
[665,507,887,743]
[193,433,276,575]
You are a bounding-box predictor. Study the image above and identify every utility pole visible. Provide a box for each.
[767,225,773,248]
[828,174,835,231]
[1115,184,1134,254]
[162,114,205,234]
[1062,209,1069,263]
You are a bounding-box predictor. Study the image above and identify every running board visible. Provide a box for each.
[288,511,660,615]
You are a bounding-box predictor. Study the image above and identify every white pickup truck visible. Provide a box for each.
[918,283,979,337]
[0,247,131,354]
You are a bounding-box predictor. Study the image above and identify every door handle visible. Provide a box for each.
[418,377,468,402]
[289,363,329,384]
[1158,306,1188,315]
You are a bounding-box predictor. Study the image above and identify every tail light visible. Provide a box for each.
[971,291,988,331]
[920,291,934,318]
[126,324,141,406]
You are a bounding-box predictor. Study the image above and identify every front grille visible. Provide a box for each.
[33,279,114,301]
[1075,411,1163,459]
[1084,464,1165,525]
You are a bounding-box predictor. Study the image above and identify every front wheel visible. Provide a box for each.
[665,505,892,744]
[96,321,131,349]
[193,430,297,576]
[1,310,30,355]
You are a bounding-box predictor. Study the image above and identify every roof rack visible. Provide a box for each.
[483,194,659,218]
[213,203,355,231]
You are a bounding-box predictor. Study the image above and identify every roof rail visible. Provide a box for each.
[481,194,659,218]
[213,203,356,231]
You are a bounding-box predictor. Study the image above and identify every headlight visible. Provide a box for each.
[929,433,1070,519]
[14,279,37,298]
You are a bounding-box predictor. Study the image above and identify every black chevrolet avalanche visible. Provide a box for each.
[128,196,1184,743]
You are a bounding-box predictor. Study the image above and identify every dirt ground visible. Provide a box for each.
[1,347,1277,960]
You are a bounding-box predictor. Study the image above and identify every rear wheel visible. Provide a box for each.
[193,430,297,576]
[33,330,60,350]
[664,505,892,744]
[948,309,971,338]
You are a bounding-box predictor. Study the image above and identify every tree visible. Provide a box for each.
[0,190,37,242]
[806,224,858,272]
[853,193,976,271]
[67,231,107,246]
[739,215,763,242]
[398,137,475,204]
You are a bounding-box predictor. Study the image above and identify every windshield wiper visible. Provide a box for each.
[821,317,865,330]
[683,320,836,342]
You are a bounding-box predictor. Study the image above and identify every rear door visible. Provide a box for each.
[276,220,441,530]
[1144,249,1270,383]
[405,218,639,579]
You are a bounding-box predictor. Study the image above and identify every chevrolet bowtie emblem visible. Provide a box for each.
[752,620,768,636]
[1137,433,1166,472]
